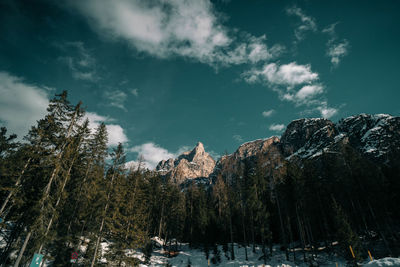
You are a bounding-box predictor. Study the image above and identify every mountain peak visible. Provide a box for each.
[189,141,205,159]
[156,142,215,184]
[195,141,204,150]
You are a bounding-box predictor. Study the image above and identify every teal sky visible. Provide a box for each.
[1,0,399,168]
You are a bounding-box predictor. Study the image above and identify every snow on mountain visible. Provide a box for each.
[281,114,400,163]
[155,114,400,185]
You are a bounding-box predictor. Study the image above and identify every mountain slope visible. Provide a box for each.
[155,142,216,184]
[155,114,400,187]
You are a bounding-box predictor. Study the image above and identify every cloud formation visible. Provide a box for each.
[0,72,129,145]
[128,142,176,169]
[58,42,98,81]
[295,85,323,100]
[243,62,318,86]
[269,123,285,132]
[85,112,129,146]
[286,6,317,41]
[130,88,139,97]
[243,62,337,118]
[317,102,338,119]
[0,71,49,139]
[67,0,281,67]
[103,90,128,111]
[323,23,350,67]
[262,109,275,117]
[327,40,349,67]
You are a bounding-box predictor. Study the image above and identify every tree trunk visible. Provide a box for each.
[295,204,306,262]
[91,171,116,267]
[0,158,31,216]
[229,214,235,260]
[250,210,256,253]
[67,159,94,235]
[241,209,248,261]
[287,216,295,262]
[90,216,106,267]
[14,105,80,267]
[158,202,165,238]
[38,150,79,254]
[275,190,288,261]
[13,231,31,267]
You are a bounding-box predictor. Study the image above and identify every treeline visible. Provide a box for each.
[0,92,399,266]
[0,92,153,266]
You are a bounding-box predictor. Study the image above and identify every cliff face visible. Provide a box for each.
[156,142,215,184]
[212,136,284,184]
[155,114,400,186]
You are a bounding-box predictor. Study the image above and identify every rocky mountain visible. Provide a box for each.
[156,114,400,185]
[282,114,400,164]
[156,142,216,184]
[212,136,284,184]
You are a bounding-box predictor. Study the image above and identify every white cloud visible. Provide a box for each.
[317,102,338,119]
[85,112,128,146]
[58,42,98,81]
[0,72,130,145]
[322,23,337,36]
[176,145,192,155]
[130,88,139,97]
[327,40,349,67]
[286,6,317,41]
[323,23,350,67]
[243,62,318,86]
[243,62,339,118]
[295,84,324,100]
[67,0,280,67]
[106,124,129,146]
[129,142,175,169]
[269,124,285,132]
[127,142,219,170]
[0,71,49,139]
[233,134,243,142]
[262,109,275,117]
[103,90,128,111]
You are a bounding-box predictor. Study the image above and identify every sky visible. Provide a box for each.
[1,0,400,169]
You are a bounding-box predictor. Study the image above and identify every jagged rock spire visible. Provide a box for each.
[156,142,215,184]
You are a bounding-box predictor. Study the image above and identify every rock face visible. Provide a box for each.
[280,118,337,157]
[156,142,216,184]
[281,114,400,164]
[212,137,283,184]
[155,114,400,185]
[337,114,400,161]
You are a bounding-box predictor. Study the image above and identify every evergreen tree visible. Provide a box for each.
[91,143,125,267]
[332,197,362,261]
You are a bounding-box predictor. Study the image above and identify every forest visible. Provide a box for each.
[0,92,399,266]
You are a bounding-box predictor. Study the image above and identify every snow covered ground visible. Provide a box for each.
[2,230,399,266]
[364,258,400,267]
[129,238,400,267]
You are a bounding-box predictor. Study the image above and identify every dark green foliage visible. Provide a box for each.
[332,198,362,261]
[1,91,399,266]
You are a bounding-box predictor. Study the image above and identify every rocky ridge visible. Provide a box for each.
[156,142,216,184]
[156,114,400,185]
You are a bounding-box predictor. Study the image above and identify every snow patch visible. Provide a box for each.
[363,257,400,267]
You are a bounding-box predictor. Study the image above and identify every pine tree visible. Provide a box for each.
[0,126,19,217]
[332,197,362,262]
[90,143,125,267]
[13,91,84,266]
